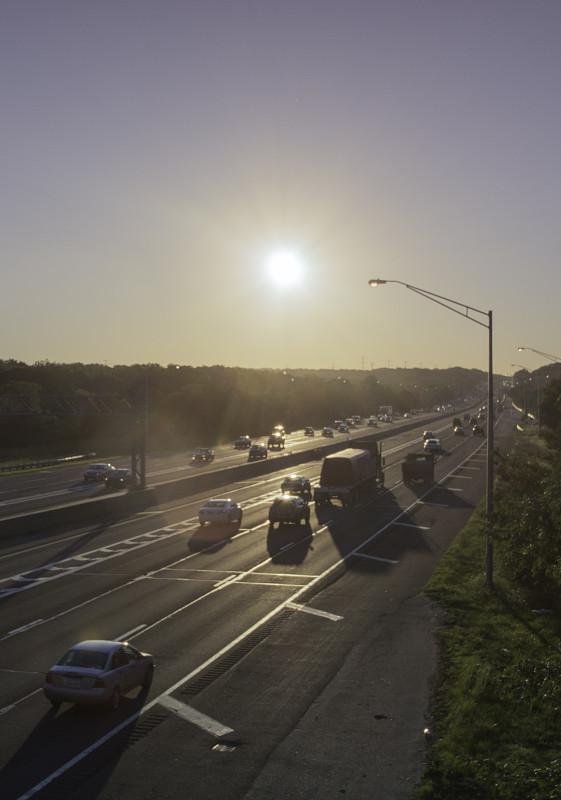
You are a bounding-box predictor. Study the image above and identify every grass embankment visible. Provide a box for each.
[417,504,561,799]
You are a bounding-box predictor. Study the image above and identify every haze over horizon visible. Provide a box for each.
[2,1,560,377]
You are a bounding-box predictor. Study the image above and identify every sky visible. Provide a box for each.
[2,0,560,377]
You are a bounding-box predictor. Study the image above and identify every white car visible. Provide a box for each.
[423,438,441,453]
[43,640,154,710]
[198,499,243,526]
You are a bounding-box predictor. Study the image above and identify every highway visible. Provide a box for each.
[0,409,515,799]
[0,415,437,518]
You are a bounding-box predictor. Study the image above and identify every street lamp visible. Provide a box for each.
[517,346,561,363]
[368,278,495,587]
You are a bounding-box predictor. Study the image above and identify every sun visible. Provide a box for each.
[266,250,303,287]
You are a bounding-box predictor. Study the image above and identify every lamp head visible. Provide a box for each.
[368,279,387,287]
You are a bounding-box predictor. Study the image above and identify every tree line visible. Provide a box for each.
[0,359,486,457]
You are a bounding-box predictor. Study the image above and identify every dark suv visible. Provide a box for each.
[268,495,310,527]
[192,448,215,464]
[248,443,268,461]
[268,433,285,450]
[281,474,312,499]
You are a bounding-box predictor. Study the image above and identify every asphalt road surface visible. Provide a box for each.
[0,407,518,799]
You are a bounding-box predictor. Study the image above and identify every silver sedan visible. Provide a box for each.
[198,498,243,525]
[43,640,155,710]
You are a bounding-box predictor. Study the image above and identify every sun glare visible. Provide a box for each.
[266,250,303,287]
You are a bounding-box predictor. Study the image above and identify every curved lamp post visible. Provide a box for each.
[517,346,561,364]
[368,278,494,588]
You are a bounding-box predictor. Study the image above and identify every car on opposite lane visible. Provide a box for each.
[105,468,134,489]
[423,438,442,453]
[268,432,285,450]
[248,443,268,461]
[84,463,115,482]
[192,448,215,464]
[43,640,154,710]
[198,498,243,526]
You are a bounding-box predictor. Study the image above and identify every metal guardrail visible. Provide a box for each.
[0,453,95,474]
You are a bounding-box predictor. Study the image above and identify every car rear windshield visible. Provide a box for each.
[58,649,108,670]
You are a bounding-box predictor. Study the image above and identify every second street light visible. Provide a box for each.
[517,346,561,364]
[368,278,495,588]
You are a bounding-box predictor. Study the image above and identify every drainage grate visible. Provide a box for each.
[181,608,293,698]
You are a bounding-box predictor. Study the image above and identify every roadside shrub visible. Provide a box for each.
[493,452,561,609]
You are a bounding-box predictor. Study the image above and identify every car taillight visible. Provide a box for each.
[45,673,53,684]
[93,678,105,688]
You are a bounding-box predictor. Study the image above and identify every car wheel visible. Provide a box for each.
[142,664,154,690]
[109,686,120,710]
[50,698,61,710]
